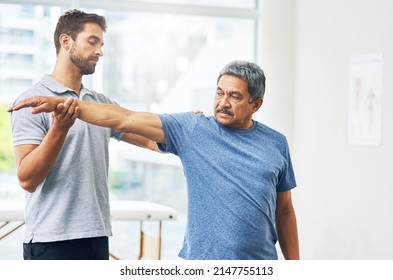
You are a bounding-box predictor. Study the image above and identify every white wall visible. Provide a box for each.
[260,0,393,259]
[257,0,296,141]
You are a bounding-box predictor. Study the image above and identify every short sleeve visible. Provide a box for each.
[276,142,297,192]
[157,112,198,155]
[11,108,51,146]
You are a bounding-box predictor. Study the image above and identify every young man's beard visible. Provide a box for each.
[69,47,96,75]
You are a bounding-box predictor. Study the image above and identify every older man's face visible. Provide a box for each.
[213,74,262,129]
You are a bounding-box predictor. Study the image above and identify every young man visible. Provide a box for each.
[10,9,156,260]
[10,60,299,260]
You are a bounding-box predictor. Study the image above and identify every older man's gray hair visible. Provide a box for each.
[217,60,266,102]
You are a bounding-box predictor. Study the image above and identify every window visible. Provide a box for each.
[102,11,255,114]
[128,0,257,9]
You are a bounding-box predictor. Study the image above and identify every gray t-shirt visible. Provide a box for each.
[11,75,124,243]
[158,112,296,260]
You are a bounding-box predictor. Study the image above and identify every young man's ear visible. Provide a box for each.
[59,34,71,51]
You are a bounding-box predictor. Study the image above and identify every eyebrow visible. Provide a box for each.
[216,87,242,95]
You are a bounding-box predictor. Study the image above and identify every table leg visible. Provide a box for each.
[0,221,25,241]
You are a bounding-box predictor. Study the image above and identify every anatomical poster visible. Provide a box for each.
[348,53,383,145]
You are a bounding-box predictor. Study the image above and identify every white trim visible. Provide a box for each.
[0,0,258,18]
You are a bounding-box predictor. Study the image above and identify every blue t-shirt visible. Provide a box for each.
[158,112,296,260]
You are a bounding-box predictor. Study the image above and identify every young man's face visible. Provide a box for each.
[213,74,262,129]
[69,22,104,75]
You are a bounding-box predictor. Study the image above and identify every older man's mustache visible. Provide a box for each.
[216,108,234,116]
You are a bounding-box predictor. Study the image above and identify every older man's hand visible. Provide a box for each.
[8,96,69,114]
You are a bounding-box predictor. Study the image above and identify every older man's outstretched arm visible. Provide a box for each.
[9,96,166,144]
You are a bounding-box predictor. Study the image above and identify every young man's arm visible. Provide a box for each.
[13,98,79,192]
[9,96,166,144]
[275,190,300,260]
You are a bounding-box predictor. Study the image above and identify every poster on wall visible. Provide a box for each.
[348,53,383,145]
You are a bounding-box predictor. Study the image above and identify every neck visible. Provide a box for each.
[51,59,83,96]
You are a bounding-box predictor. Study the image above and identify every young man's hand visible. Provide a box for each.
[52,97,80,130]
